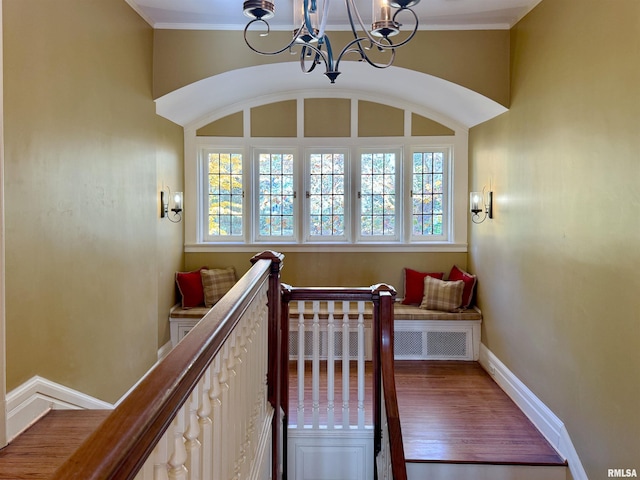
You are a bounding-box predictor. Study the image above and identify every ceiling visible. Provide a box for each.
[126,0,542,30]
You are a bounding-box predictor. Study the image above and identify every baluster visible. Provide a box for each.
[185,387,202,480]
[153,433,170,480]
[357,300,365,429]
[297,300,306,428]
[198,368,213,480]
[167,415,188,480]
[219,344,231,479]
[210,357,223,480]
[342,301,350,428]
[233,325,246,478]
[134,445,155,480]
[326,300,335,429]
[312,300,321,429]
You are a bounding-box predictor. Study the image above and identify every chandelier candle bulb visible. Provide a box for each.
[379,0,391,21]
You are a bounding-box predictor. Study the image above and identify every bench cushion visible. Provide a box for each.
[171,302,482,322]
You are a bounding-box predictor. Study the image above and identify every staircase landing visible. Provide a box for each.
[0,409,110,479]
[395,360,567,479]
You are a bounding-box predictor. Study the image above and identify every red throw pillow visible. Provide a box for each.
[402,268,445,305]
[175,267,207,309]
[448,265,477,308]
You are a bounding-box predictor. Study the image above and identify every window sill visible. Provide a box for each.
[184,243,468,253]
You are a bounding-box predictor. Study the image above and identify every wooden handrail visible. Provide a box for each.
[54,252,282,480]
[378,289,408,480]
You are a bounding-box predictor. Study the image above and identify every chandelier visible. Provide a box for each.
[242,0,421,83]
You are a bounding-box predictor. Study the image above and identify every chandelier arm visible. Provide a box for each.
[334,37,396,72]
[387,8,420,48]
[299,44,327,74]
[243,18,303,56]
[316,0,330,40]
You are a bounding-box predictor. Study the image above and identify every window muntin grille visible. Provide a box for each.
[360,152,396,237]
[308,153,346,237]
[412,151,444,237]
[258,152,295,238]
[207,152,243,237]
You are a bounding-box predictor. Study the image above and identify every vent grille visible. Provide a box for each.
[393,329,471,359]
[394,331,423,357]
[426,331,467,357]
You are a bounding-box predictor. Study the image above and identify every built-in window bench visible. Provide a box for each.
[170,302,482,361]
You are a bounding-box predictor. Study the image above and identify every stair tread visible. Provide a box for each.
[0,409,111,479]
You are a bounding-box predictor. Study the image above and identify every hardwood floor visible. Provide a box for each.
[288,360,565,466]
[0,410,110,479]
[0,360,563,478]
[395,361,564,465]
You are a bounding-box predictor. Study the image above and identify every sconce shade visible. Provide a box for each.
[470,192,483,214]
[172,192,183,214]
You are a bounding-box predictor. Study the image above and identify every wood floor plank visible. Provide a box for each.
[0,409,111,479]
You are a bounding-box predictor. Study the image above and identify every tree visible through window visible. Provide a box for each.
[258,152,295,237]
[207,152,243,237]
[360,152,396,237]
[201,146,451,244]
[412,151,444,236]
[308,153,345,237]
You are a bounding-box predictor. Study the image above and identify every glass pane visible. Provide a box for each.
[308,152,346,237]
[360,152,395,237]
[411,150,446,237]
[257,152,295,238]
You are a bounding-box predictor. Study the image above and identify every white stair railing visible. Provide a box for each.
[292,300,369,430]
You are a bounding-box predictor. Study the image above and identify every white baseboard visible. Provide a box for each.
[157,340,172,361]
[479,343,588,480]
[6,341,174,441]
[6,375,114,442]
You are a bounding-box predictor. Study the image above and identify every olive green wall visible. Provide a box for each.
[3,0,184,402]
[468,0,640,477]
[152,30,510,106]
[185,251,467,296]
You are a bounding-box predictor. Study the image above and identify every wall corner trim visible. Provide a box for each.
[479,344,588,480]
[6,376,114,442]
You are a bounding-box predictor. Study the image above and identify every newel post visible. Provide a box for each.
[371,283,397,456]
[250,250,285,480]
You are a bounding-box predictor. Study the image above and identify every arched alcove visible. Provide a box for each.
[155,61,507,129]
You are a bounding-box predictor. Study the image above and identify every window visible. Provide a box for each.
[358,151,399,241]
[200,145,453,246]
[411,150,447,240]
[256,151,296,241]
[306,151,348,241]
[204,150,244,242]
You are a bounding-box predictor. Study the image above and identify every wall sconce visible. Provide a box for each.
[161,188,183,223]
[470,187,493,224]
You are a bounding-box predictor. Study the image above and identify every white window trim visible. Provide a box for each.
[407,146,452,244]
[355,147,403,243]
[252,147,299,244]
[303,147,352,243]
[200,146,247,243]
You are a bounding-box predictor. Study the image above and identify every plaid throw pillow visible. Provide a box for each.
[419,275,464,312]
[201,267,236,307]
